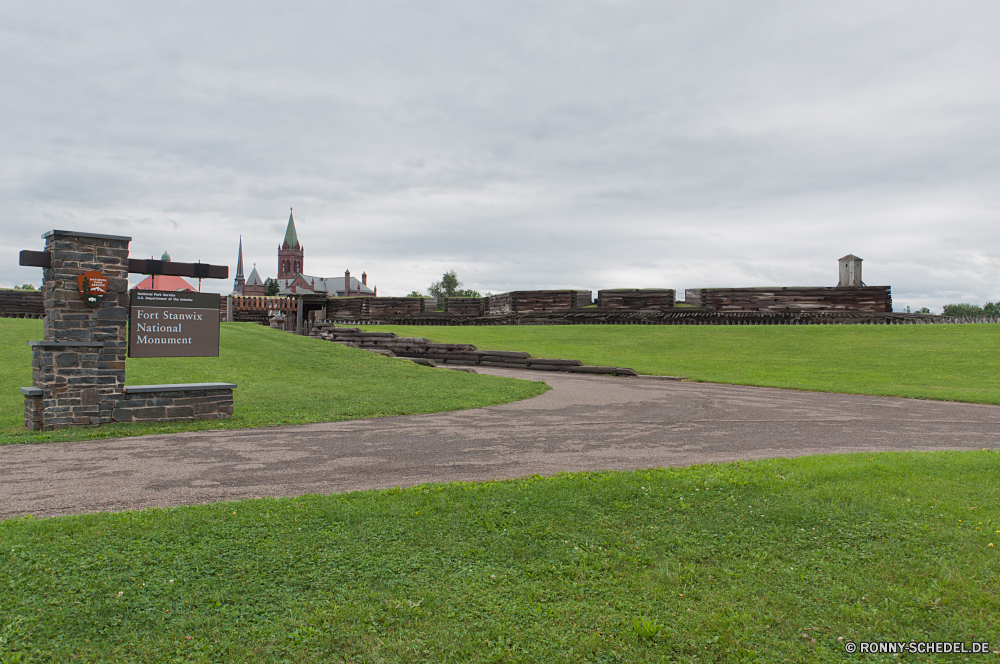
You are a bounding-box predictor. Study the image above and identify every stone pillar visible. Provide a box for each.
[21,387,43,430]
[296,297,304,335]
[226,295,233,323]
[28,230,131,430]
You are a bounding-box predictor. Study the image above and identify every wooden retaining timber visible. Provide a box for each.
[444,297,486,316]
[217,288,997,328]
[682,289,705,306]
[486,290,591,315]
[309,321,638,375]
[366,297,425,316]
[326,297,364,318]
[597,289,675,310]
[327,310,996,326]
[486,292,512,316]
[700,286,892,313]
[0,290,44,318]
[325,296,425,318]
[570,290,592,308]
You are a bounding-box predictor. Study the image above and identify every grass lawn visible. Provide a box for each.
[367,324,1000,405]
[0,320,547,446]
[2,451,997,662]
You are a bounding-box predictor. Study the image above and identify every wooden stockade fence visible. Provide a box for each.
[230,295,297,324]
[231,295,296,313]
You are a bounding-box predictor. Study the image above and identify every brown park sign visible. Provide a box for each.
[129,289,220,358]
[78,270,108,307]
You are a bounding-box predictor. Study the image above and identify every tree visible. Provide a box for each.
[406,291,424,298]
[983,302,1000,316]
[915,307,931,314]
[455,288,481,297]
[428,270,462,300]
[14,284,36,290]
[942,303,984,317]
[264,278,280,296]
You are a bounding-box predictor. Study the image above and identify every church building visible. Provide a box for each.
[274,210,376,297]
[232,210,376,297]
[232,237,266,296]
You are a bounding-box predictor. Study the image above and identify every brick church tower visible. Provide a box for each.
[277,208,303,279]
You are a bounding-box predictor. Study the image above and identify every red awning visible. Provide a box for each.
[134,275,197,292]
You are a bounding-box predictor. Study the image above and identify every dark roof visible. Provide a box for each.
[283,210,299,248]
[839,254,862,261]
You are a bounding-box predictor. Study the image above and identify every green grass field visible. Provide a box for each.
[0,320,547,446]
[4,322,999,660]
[2,451,997,662]
[367,324,1000,405]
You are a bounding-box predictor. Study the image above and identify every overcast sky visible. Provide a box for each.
[3,1,998,311]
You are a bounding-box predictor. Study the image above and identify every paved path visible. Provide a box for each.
[3,368,999,519]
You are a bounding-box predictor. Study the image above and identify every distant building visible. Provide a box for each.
[242,264,266,296]
[135,251,197,292]
[273,210,376,297]
[231,209,377,297]
[838,254,864,287]
[280,269,375,297]
[234,234,267,296]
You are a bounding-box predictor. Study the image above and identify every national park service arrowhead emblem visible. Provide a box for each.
[77,270,108,307]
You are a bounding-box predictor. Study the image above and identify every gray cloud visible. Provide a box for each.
[2,1,998,311]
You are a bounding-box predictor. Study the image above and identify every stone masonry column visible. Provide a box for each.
[28,230,131,430]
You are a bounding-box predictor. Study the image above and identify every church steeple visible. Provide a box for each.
[282,209,300,250]
[278,207,304,279]
[234,235,246,294]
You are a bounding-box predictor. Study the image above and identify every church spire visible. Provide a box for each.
[234,235,246,294]
[283,208,299,249]
[235,236,245,279]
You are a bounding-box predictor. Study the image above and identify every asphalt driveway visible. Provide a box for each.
[2,368,998,519]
